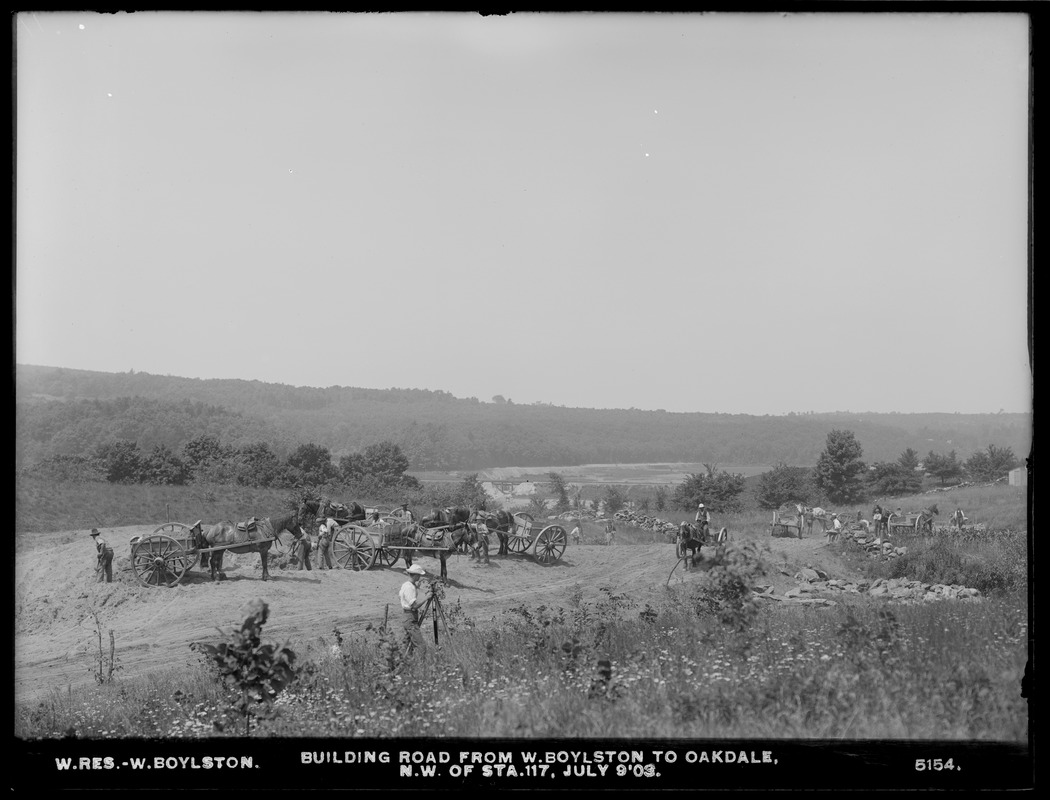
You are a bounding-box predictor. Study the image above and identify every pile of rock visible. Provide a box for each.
[837,527,908,560]
[612,510,680,539]
[756,569,983,604]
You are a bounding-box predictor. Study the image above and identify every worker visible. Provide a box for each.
[317,518,337,569]
[399,564,428,654]
[90,528,113,583]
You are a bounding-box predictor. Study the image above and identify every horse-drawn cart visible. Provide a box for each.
[887,507,938,536]
[498,512,568,564]
[129,520,290,588]
[770,509,803,539]
[327,511,567,570]
[676,521,728,558]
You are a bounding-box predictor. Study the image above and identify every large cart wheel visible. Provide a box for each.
[132,534,196,587]
[676,539,687,557]
[716,527,729,544]
[332,526,377,571]
[533,525,567,564]
[375,547,404,568]
[508,513,534,553]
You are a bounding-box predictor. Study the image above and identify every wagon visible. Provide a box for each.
[128,521,289,588]
[887,511,938,536]
[498,512,568,564]
[770,509,803,539]
[327,512,568,570]
[675,522,728,557]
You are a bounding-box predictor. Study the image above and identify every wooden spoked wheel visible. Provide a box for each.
[508,513,534,553]
[332,526,377,571]
[132,534,196,587]
[374,547,403,568]
[676,539,687,557]
[533,525,567,564]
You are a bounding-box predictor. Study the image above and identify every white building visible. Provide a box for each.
[1008,466,1027,486]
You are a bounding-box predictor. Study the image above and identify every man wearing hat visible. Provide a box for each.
[316,518,337,570]
[695,503,711,537]
[399,564,428,654]
[394,503,415,523]
[90,529,114,583]
[828,513,842,543]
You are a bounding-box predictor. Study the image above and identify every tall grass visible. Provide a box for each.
[15,579,1027,741]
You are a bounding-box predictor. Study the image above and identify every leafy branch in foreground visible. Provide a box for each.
[191,599,297,735]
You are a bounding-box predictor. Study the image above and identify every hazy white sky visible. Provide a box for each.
[16,11,1032,415]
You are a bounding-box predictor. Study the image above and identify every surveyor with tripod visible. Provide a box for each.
[399,564,429,654]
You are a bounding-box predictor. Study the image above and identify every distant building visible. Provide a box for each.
[1008,467,1027,487]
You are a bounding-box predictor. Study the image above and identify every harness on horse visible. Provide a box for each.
[236,517,259,533]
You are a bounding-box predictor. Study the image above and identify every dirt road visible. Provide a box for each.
[14,524,848,707]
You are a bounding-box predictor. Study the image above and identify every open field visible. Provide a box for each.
[15,477,1030,758]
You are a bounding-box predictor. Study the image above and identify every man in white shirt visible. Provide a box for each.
[571,523,581,545]
[828,514,842,543]
[695,503,711,535]
[399,564,428,653]
[317,518,338,569]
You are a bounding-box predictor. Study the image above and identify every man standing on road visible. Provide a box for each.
[90,528,113,583]
[604,518,616,546]
[399,564,428,654]
[394,503,415,523]
[571,522,582,545]
[296,531,313,571]
[317,518,338,569]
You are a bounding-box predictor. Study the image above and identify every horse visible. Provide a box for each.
[916,503,939,534]
[192,506,307,582]
[798,505,830,535]
[318,498,366,524]
[397,522,475,582]
[676,522,705,570]
[420,506,472,531]
[469,508,516,555]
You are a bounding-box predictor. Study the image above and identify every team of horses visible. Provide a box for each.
[188,503,312,582]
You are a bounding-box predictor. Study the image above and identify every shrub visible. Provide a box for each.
[190,599,298,735]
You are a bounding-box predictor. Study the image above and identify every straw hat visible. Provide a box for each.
[405,564,426,576]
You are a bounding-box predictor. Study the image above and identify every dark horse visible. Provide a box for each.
[916,503,939,534]
[676,522,705,570]
[398,521,477,582]
[311,498,366,524]
[420,506,472,531]
[192,506,307,581]
[469,508,516,555]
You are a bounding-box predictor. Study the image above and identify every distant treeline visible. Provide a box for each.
[15,365,1032,472]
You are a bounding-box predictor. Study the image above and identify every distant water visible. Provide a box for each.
[410,463,775,485]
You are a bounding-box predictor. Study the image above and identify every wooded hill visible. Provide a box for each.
[15,365,1032,472]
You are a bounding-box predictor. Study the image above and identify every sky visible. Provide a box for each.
[15,11,1033,415]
